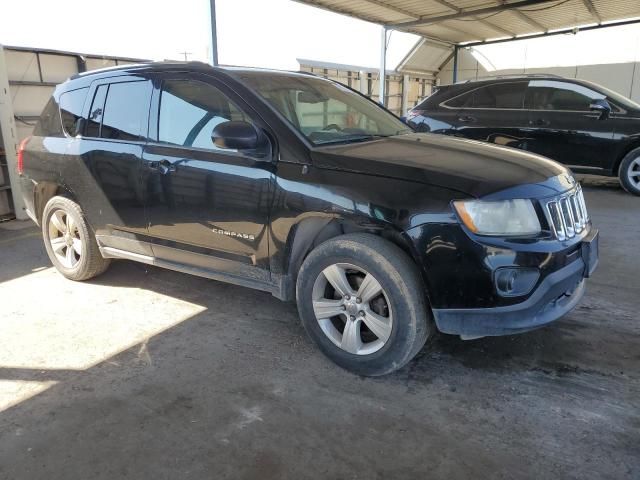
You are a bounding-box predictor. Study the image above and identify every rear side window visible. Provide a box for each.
[472,83,526,109]
[444,90,473,108]
[86,85,108,138]
[85,81,151,141]
[445,82,526,109]
[33,97,63,137]
[101,82,150,140]
[59,88,89,136]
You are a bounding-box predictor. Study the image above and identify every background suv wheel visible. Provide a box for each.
[296,233,432,376]
[619,147,640,196]
[42,196,111,281]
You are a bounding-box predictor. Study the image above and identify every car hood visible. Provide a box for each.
[310,133,572,199]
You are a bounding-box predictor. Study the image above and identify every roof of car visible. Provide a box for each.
[454,73,565,84]
[70,61,316,82]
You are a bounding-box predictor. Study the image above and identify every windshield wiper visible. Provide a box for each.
[316,135,387,146]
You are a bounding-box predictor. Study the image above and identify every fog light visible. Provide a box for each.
[494,267,539,297]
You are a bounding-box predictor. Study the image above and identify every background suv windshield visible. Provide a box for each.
[239,73,411,145]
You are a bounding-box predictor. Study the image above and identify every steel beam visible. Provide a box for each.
[209,0,219,66]
[581,0,602,24]
[390,0,553,29]
[359,0,418,22]
[452,45,459,83]
[461,17,640,47]
[0,46,26,219]
[498,0,547,32]
[432,0,516,38]
[379,26,387,106]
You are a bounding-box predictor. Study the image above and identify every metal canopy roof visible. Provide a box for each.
[293,0,640,45]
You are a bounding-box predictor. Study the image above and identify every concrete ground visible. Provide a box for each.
[0,178,638,480]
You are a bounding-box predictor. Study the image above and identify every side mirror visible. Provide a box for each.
[589,98,611,120]
[212,121,263,150]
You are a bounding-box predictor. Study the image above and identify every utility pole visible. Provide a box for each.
[179,51,192,61]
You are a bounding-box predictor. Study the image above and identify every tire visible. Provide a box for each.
[296,233,433,376]
[618,147,640,196]
[42,196,111,281]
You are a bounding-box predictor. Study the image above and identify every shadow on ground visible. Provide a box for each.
[0,181,638,479]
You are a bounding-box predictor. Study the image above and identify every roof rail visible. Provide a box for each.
[454,73,564,84]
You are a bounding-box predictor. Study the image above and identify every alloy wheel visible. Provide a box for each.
[48,209,82,269]
[311,263,393,355]
[627,157,640,188]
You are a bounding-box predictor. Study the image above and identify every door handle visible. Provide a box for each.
[529,118,550,126]
[457,115,476,123]
[148,159,176,175]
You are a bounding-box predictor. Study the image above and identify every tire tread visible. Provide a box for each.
[42,196,110,281]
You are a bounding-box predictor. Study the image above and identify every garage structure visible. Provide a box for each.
[399,34,640,102]
[293,0,640,104]
[4,1,640,222]
[298,58,433,116]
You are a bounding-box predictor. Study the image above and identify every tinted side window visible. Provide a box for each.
[59,88,88,136]
[34,97,63,137]
[158,79,250,151]
[472,83,526,109]
[444,90,473,108]
[526,80,606,111]
[101,81,150,141]
[86,85,108,138]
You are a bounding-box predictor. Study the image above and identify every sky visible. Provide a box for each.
[0,0,419,70]
[1,0,640,73]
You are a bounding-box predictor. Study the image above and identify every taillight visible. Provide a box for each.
[17,136,31,175]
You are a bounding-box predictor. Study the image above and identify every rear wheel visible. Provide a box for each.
[296,233,432,376]
[619,148,640,196]
[42,196,110,281]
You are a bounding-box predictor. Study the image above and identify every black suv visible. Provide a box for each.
[18,63,599,376]
[407,75,640,195]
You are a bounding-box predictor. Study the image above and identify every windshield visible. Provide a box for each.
[238,73,412,145]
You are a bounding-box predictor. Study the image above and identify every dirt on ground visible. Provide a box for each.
[0,178,638,480]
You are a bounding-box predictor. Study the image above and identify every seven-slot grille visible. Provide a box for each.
[545,186,589,241]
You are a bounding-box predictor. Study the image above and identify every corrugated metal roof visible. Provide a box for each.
[294,0,640,45]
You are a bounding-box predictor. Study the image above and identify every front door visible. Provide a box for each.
[453,81,530,149]
[522,79,616,173]
[142,75,274,281]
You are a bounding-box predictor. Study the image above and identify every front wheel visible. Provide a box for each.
[296,233,432,376]
[619,148,640,196]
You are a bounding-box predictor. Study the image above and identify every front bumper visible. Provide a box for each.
[432,229,599,338]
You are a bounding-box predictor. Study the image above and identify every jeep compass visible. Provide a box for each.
[18,62,599,376]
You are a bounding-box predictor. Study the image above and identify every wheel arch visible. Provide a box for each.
[279,215,426,302]
[34,182,78,225]
[614,138,640,175]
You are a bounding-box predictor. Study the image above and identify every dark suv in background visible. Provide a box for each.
[407,75,640,195]
[18,63,598,376]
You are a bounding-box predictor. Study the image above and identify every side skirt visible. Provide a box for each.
[100,246,285,300]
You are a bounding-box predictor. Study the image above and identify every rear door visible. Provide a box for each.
[407,88,469,134]
[453,81,530,148]
[523,79,616,172]
[141,73,274,281]
[66,76,152,253]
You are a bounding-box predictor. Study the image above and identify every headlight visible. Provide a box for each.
[453,199,541,236]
